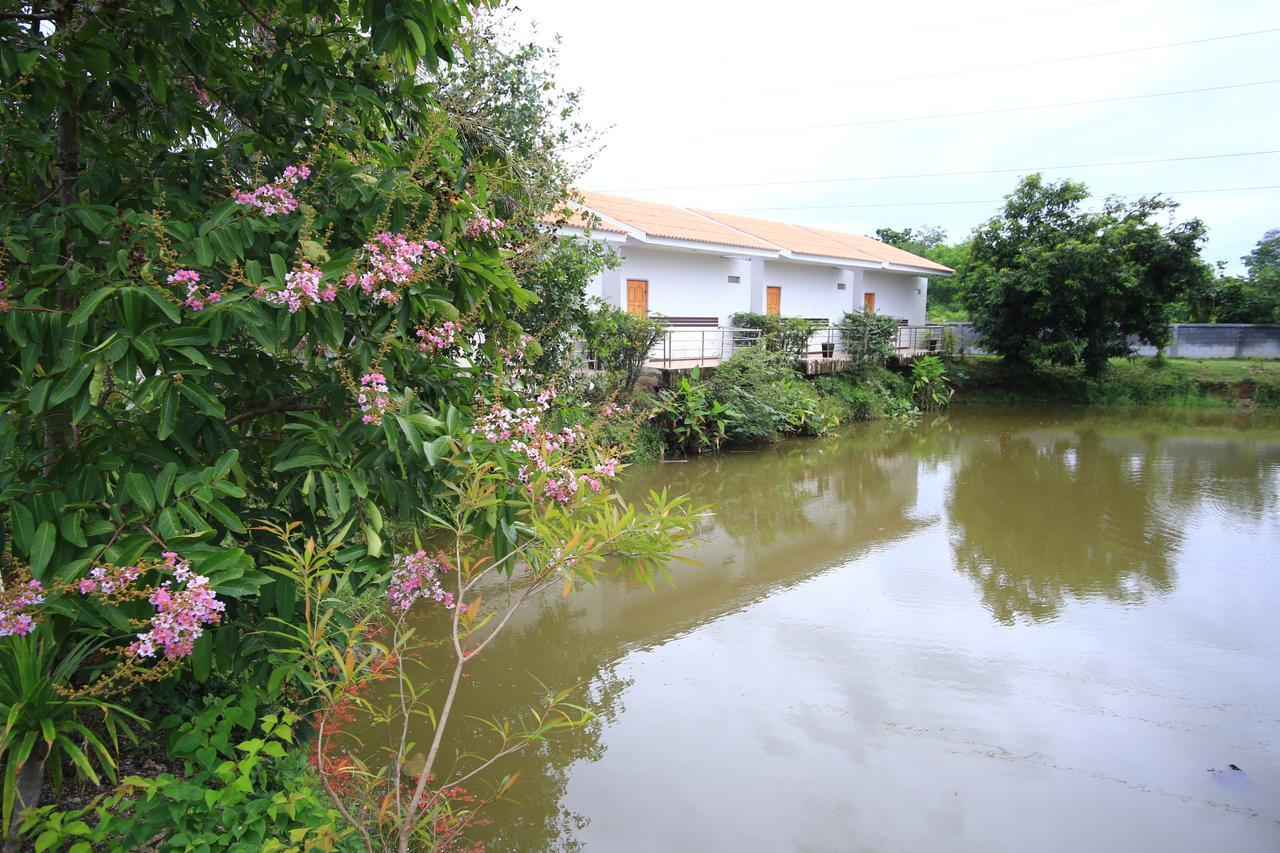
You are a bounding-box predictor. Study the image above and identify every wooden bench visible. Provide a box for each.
[658,316,719,328]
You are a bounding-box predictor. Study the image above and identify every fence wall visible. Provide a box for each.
[940,323,1280,360]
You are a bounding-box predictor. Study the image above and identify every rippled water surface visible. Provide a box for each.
[385,407,1280,852]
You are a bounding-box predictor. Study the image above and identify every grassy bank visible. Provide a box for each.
[949,357,1280,408]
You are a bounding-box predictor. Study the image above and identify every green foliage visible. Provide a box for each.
[20,691,349,852]
[0,636,141,837]
[910,355,953,410]
[516,240,618,375]
[1199,230,1280,323]
[700,349,836,444]
[963,174,1212,377]
[837,309,900,365]
[651,371,732,454]
[584,302,665,393]
[730,312,814,358]
[949,356,1280,408]
[813,365,918,424]
[0,0,545,712]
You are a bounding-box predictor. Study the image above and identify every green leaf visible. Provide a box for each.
[270,254,287,281]
[154,462,178,505]
[137,287,181,323]
[177,382,226,418]
[49,361,94,406]
[125,472,156,513]
[191,633,212,682]
[29,521,56,575]
[69,287,115,325]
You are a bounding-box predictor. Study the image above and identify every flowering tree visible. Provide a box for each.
[0,0,675,832]
[262,375,699,851]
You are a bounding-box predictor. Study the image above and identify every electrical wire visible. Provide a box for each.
[593,149,1280,193]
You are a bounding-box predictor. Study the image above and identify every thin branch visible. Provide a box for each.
[225,396,325,427]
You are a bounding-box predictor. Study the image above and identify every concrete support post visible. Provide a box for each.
[601,265,623,309]
[748,257,766,315]
[914,275,928,326]
[850,268,865,314]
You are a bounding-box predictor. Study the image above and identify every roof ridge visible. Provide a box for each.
[687,207,783,252]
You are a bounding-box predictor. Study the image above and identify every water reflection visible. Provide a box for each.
[375,407,1280,850]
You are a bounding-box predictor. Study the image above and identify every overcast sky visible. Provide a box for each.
[513,0,1279,272]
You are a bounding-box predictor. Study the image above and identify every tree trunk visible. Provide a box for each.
[4,754,45,849]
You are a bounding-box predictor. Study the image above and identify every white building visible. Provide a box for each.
[552,191,952,328]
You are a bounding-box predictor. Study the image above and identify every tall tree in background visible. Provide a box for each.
[963,174,1210,376]
[433,11,615,372]
[874,226,971,321]
[1214,229,1280,323]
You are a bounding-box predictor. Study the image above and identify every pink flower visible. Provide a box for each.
[358,372,391,425]
[168,269,218,312]
[126,553,225,660]
[343,232,444,305]
[233,164,310,216]
[0,579,44,637]
[263,262,335,313]
[387,551,456,612]
[416,320,462,354]
[463,217,505,240]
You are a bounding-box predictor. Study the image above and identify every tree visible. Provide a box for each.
[873,225,946,252]
[962,174,1210,376]
[874,226,971,322]
[1214,230,1280,323]
[430,12,614,374]
[0,2,694,839]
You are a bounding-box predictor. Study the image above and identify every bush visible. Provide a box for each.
[911,355,954,410]
[20,690,348,851]
[651,370,732,454]
[730,312,815,359]
[838,309,900,365]
[584,302,665,393]
[700,349,836,444]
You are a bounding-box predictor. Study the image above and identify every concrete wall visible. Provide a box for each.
[761,261,848,324]
[861,270,927,325]
[591,240,929,327]
[605,245,751,326]
[945,323,1280,359]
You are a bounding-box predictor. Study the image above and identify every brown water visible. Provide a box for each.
[386,407,1280,852]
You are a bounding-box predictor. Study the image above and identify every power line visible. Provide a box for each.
[593,149,1280,193]
[718,185,1280,213]
[659,25,1280,107]
[917,0,1124,33]
[682,79,1280,139]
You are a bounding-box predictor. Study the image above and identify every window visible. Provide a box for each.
[836,282,846,291]
[727,275,742,284]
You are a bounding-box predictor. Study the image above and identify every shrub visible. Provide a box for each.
[584,302,665,393]
[651,370,732,454]
[730,312,815,359]
[701,349,836,443]
[910,355,954,410]
[838,309,900,365]
[20,691,348,851]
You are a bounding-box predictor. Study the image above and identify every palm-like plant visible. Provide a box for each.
[0,634,142,838]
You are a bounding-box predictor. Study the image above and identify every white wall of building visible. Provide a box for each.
[860,270,927,325]
[610,245,751,325]
[761,261,849,324]
[585,238,931,327]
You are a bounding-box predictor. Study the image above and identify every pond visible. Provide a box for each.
[387,407,1280,851]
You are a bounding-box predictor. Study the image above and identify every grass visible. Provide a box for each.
[948,356,1280,408]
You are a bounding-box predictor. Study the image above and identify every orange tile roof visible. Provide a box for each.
[539,203,628,235]
[572,191,953,273]
[578,191,778,252]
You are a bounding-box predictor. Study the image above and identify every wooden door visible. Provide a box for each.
[766,286,781,316]
[626,279,648,316]
[863,292,876,313]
